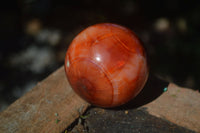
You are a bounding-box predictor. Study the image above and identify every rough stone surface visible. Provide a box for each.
[143,83,200,132]
[84,108,195,133]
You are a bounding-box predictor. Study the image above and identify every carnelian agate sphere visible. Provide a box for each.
[65,23,148,108]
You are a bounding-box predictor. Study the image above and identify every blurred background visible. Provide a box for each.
[0,0,200,111]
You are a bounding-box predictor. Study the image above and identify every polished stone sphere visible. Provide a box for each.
[65,23,148,107]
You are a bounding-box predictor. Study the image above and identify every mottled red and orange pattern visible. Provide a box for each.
[65,23,148,107]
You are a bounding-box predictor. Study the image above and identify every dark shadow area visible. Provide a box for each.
[113,73,168,110]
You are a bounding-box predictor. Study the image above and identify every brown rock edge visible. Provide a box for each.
[0,66,90,133]
[143,83,200,133]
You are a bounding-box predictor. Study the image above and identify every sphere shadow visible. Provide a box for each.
[112,73,169,110]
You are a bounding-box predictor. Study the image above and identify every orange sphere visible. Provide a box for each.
[65,23,148,107]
